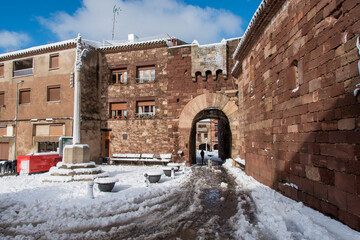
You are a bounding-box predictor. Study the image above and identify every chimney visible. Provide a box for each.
[128,34,138,43]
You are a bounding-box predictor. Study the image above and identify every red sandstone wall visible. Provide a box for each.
[237,0,360,230]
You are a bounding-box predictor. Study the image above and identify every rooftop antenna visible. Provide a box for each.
[112,5,122,40]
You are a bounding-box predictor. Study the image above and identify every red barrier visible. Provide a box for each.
[17,153,62,174]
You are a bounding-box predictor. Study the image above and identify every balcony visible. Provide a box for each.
[13,68,33,77]
[135,112,155,118]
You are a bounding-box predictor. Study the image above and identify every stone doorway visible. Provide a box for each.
[189,109,232,165]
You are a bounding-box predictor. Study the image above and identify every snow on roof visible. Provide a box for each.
[100,33,177,51]
[0,39,77,60]
[0,37,102,61]
[232,0,286,61]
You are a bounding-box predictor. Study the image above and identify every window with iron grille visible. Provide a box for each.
[38,142,59,152]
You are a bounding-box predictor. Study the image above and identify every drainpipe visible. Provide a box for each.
[14,80,24,161]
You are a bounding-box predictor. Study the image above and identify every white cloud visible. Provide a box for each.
[0,30,31,50]
[38,0,243,44]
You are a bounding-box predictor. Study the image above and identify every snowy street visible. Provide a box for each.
[0,161,359,239]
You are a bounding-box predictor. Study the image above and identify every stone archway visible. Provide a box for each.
[178,93,239,165]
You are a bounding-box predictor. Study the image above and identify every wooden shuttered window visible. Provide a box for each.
[49,124,63,135]
[0,142,9,160]
[19,89,30,104]
[0,92,4,105]
[0,127,7,136]
[110,102,127,118]
[0,64,4,77]
[50,54,59,69]
[136,100,155,117]
[35,124,64,136]
[47,86,60,102]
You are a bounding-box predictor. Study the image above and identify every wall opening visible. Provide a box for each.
[189,109,231,165]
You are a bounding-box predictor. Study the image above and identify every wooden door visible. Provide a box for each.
[102,131,111,158]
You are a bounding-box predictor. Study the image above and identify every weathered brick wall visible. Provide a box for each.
[237,0,360,230]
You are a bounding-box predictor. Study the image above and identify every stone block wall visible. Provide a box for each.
[167,39,240,162]
[98,46,171,157]
[236,0,360,230]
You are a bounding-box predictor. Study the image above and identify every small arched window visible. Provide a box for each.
[195,71,202,82]
[216,69,223,81]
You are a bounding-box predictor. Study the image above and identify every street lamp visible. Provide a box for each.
[14,80,24,160]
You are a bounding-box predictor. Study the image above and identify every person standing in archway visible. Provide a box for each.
[200,149,205,165]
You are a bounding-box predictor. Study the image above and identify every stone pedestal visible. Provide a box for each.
[63,144,90,164]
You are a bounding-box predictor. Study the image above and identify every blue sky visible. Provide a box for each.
[0,0,262,54]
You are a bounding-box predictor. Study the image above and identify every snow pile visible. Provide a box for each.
[224,160,360,240]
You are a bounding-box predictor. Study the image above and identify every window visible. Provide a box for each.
[47,85,60,102]
[49,54,59,69]
[19,89,30,104]
[110,102,127,119]
[112,69,127,84]
[35,124,64,136]
[13,58,33,77]
[0,126,7,136]
[136,100,155,117]
[204,133,208,139]
[136,66,155,83]
[0,63,4,77]
[214,132,219,141]
[197,133,201,142]
[38,142,59,152]
[287,60,300,91]
[0,92,4,105]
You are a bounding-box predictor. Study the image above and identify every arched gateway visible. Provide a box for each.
[178,93,239,165]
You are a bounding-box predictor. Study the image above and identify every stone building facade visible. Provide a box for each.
[93,36,241,164]
[232,0,360,231]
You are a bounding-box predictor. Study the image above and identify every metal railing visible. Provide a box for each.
[13,68,33,77]
[135,77,156,84]
[135,112,156,118]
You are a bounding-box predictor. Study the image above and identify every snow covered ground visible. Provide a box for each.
[0,161,359,239]
[223,160,360,240]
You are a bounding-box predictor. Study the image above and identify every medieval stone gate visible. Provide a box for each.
[178,93,239,165]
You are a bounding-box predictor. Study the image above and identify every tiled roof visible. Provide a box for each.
[99,38,171,52]
[0,39,77,61]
